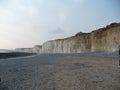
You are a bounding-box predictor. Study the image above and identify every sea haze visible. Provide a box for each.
[0,49,14,53]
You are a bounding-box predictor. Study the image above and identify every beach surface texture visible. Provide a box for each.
[0,52,120,90]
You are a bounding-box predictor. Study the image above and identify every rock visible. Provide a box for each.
[41,23,120,53]
[53,88,55,90]
[15,22,120,54]
[92,76,104,83]
[32,45,42,53]
[0,77,1,82]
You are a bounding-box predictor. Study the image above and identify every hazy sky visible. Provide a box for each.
[0,0,120,49]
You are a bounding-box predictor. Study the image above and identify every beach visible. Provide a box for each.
[0,53,120,90]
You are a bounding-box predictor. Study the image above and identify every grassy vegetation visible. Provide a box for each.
[0,52,36,59]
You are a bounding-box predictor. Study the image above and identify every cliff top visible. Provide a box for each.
[75,22,120,36]
[92,22,120,33]
[42,22,120,43]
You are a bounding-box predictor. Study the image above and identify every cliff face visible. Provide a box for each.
[15,23,120,53]
[32,45,42,53]
[41,23,120,53]
[91,23,120,52]
[15,45,42,53]
[42,33,91,53]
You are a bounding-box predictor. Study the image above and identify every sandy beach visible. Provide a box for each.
[0,53,120,90]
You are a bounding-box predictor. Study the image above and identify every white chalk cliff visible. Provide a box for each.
[16,23,120,53]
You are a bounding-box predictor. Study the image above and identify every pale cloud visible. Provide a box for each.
[72,0,84,4]
[58,13,66,23]
[0,0,45,49]
[0,7,16,40]
[0,7,15,25]
[52,27,64,34]
[12,0,39,16]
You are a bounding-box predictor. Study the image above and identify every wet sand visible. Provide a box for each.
[0,53,120,90]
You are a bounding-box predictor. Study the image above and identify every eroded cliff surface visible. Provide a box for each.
[42,33,91,53]
[32,45,42,53]
[15,23,120,53]
[41,23,120,53]
[91,23,120,52]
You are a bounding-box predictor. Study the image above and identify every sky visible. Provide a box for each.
[0,0,120,49]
